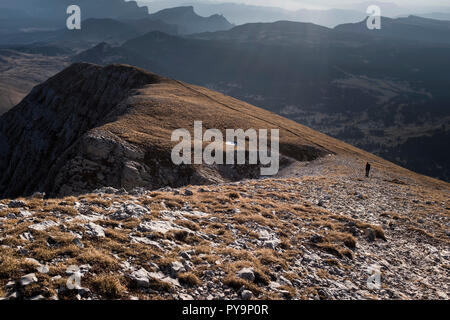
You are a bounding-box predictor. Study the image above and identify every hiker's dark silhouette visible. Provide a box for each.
[365,162,371,178]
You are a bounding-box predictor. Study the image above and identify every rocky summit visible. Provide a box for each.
[0,63,448,300]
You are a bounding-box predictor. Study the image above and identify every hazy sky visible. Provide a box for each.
[222,1,450,6]
[139,0,450,11]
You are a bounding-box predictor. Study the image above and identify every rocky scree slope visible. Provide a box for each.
[0,155,448,300]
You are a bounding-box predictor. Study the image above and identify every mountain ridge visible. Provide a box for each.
[1,62,446,199]
[148,6,234,34]
[335,15,450,45]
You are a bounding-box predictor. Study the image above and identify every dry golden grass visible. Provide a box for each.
[77,248,118,271]
[104,228,129,242]
[20,274,54,299]
[178,272,201,287]
[41,204,79,216]
[224,260,272,287]
[0,254,36,278]
[316,242,353,259]
[90,274,126,299]
[325,231,357,249]
[173,219,200,231]
[223,275,262,296]
[277,285,296,299]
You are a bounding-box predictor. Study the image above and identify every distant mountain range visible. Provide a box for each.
[141,1,450,27]
[336,15,450,45]
[419,12,450,21]
[0,5,233,46]
[143,1,366,27]
[148,6,233,34]
[192,20,373,46]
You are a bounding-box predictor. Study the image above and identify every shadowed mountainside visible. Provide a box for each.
[1,62,444,199]
[0,62,327,198]
[0,49,69,115]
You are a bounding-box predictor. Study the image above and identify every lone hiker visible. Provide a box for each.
[365,162,371,178]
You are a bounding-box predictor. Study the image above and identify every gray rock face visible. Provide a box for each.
[129,268,180,288]
[84,222,105,238]
[168,261,186,276]
[130,268,152,288]
[0,63,163,198]
[110,203,150,220]
[236,268,255,282]
[137,221,172,234]
[264,239,281,249]
[92,187,119,194]
[28,220,59,231]
[241,290,253,300]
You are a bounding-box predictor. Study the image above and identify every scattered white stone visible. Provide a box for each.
[278,275,292,287]
[18,210,33,218]
[73,238,84,248]
[6,213,16,219]
[344,280,358,291]
[110,203,150,220]
[138,220,179,234]
[28,220,59,231]
[236,268,255,282]
[24,258,40,266]
[19,232,34,242]
[37,265,49,274]
[84,222,105,238]
[241,290,253,300]
[129,268,180,288]
[170,261,186,275]
[436,291,448,299]
[130,268,152,288]
[20,273,38,286]
[269,281,281,290]
[130,236,163,249]
[179,293,194,300]
[264,239,281,249]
